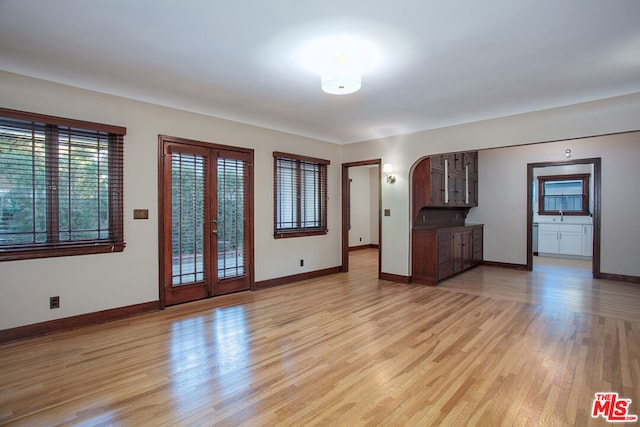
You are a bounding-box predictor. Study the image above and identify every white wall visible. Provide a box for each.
[0,71,342,330]
[342,93,640,277]
[466,133,640,276]
[348,167,372,247]
[369,168,379,245]
[347,166,380,247]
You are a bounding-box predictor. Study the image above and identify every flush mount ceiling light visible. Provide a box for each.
[298,34,381,95]
[321,55,362,95]
[321,73,361,95]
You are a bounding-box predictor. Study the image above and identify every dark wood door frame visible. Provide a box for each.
[341,159,382,276]
[526,157,601,277]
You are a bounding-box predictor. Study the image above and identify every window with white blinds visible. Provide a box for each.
[273,152,329,238]
[0,108,125,261]
[538,174,590,216]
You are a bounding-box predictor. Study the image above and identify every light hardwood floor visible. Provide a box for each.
[1,249,639,426]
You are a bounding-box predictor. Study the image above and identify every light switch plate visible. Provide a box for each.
[133,209,149,220]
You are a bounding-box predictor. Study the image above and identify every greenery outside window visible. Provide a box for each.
[538,174,589,216]
[273,152,329,238]
[0,108,125,261]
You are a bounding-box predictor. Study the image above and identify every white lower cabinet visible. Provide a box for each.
[538,223,592,257]
[538,227,562,254]
[582,224,593,257]
[558,228,583,256]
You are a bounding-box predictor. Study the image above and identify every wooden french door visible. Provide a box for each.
[159,136,253,307]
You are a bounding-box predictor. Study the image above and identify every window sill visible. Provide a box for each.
[274,230,328,239]
[0,242,125,262]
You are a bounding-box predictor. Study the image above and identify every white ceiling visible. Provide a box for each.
[1,0,639,144]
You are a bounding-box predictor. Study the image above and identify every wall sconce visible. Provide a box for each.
[383,163,396,184]
[565,149,572,158]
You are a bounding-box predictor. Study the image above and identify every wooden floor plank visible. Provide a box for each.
[1,250,639,425]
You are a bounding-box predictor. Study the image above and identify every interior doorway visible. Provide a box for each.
[341,160,381,276]
[158,135,254,307]
[526,158,601,278]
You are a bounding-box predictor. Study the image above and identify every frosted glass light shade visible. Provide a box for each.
[321,73,361,95]
[297,34,382,95]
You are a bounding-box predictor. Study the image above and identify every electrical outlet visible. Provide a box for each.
[300,259,304,267]
[359,237,362,242]
[50,296,60,309]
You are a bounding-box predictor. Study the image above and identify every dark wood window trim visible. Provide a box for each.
[0,108,126,261]
[273,151,329,239]
[538,173,590,216]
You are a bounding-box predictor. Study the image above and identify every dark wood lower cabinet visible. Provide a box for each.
[472,226,483,265]
[412,224,483,285]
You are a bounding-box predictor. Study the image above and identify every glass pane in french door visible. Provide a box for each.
[217,157,245,279]
[171,152,206,286]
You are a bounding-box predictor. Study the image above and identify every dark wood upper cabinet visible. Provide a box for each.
[412,151,479,220]
[464,151,478,176]
[411,150,482,285]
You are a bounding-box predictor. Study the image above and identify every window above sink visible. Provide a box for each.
[538,174,590,216]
